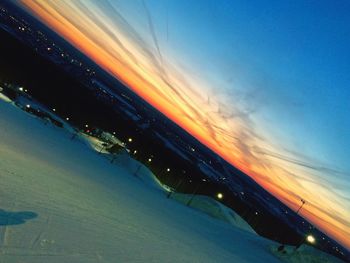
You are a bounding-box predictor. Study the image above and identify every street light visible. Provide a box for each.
[295,233,316,251]
[296,199,306,215]
[306,235,315,244]
[128,137,133,142]
[280,198,307,252]
[217,193,223,199]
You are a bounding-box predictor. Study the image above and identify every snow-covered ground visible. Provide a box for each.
[0,98,342,263]
[170,193,256,235]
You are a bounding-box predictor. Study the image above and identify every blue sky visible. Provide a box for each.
[122,0,350,172]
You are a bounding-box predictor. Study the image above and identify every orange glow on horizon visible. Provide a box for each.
[18,0,350,250]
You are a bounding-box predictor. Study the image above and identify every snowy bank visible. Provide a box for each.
[170,193,256,235]
[0,99,342,263]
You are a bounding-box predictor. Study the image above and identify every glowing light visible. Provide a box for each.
[306,235,316,244]
[148,158,152,162]
[217,193,223,199]
[128,138,133,142]
[166,168,170,172]
[18,87,24,91]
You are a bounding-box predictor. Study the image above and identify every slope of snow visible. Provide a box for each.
[170,193,256,235]
[0,92,11,102]
[272,245,343,263]
[0,99,342,263]
[112,151,171,193]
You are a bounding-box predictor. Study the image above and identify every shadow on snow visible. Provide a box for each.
[0,209,37,226]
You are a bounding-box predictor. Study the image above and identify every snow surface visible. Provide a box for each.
[0,92,11,103]
[0,99,342,263]
[170,193,256,235]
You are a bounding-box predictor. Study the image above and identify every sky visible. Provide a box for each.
[16,0,350,249]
